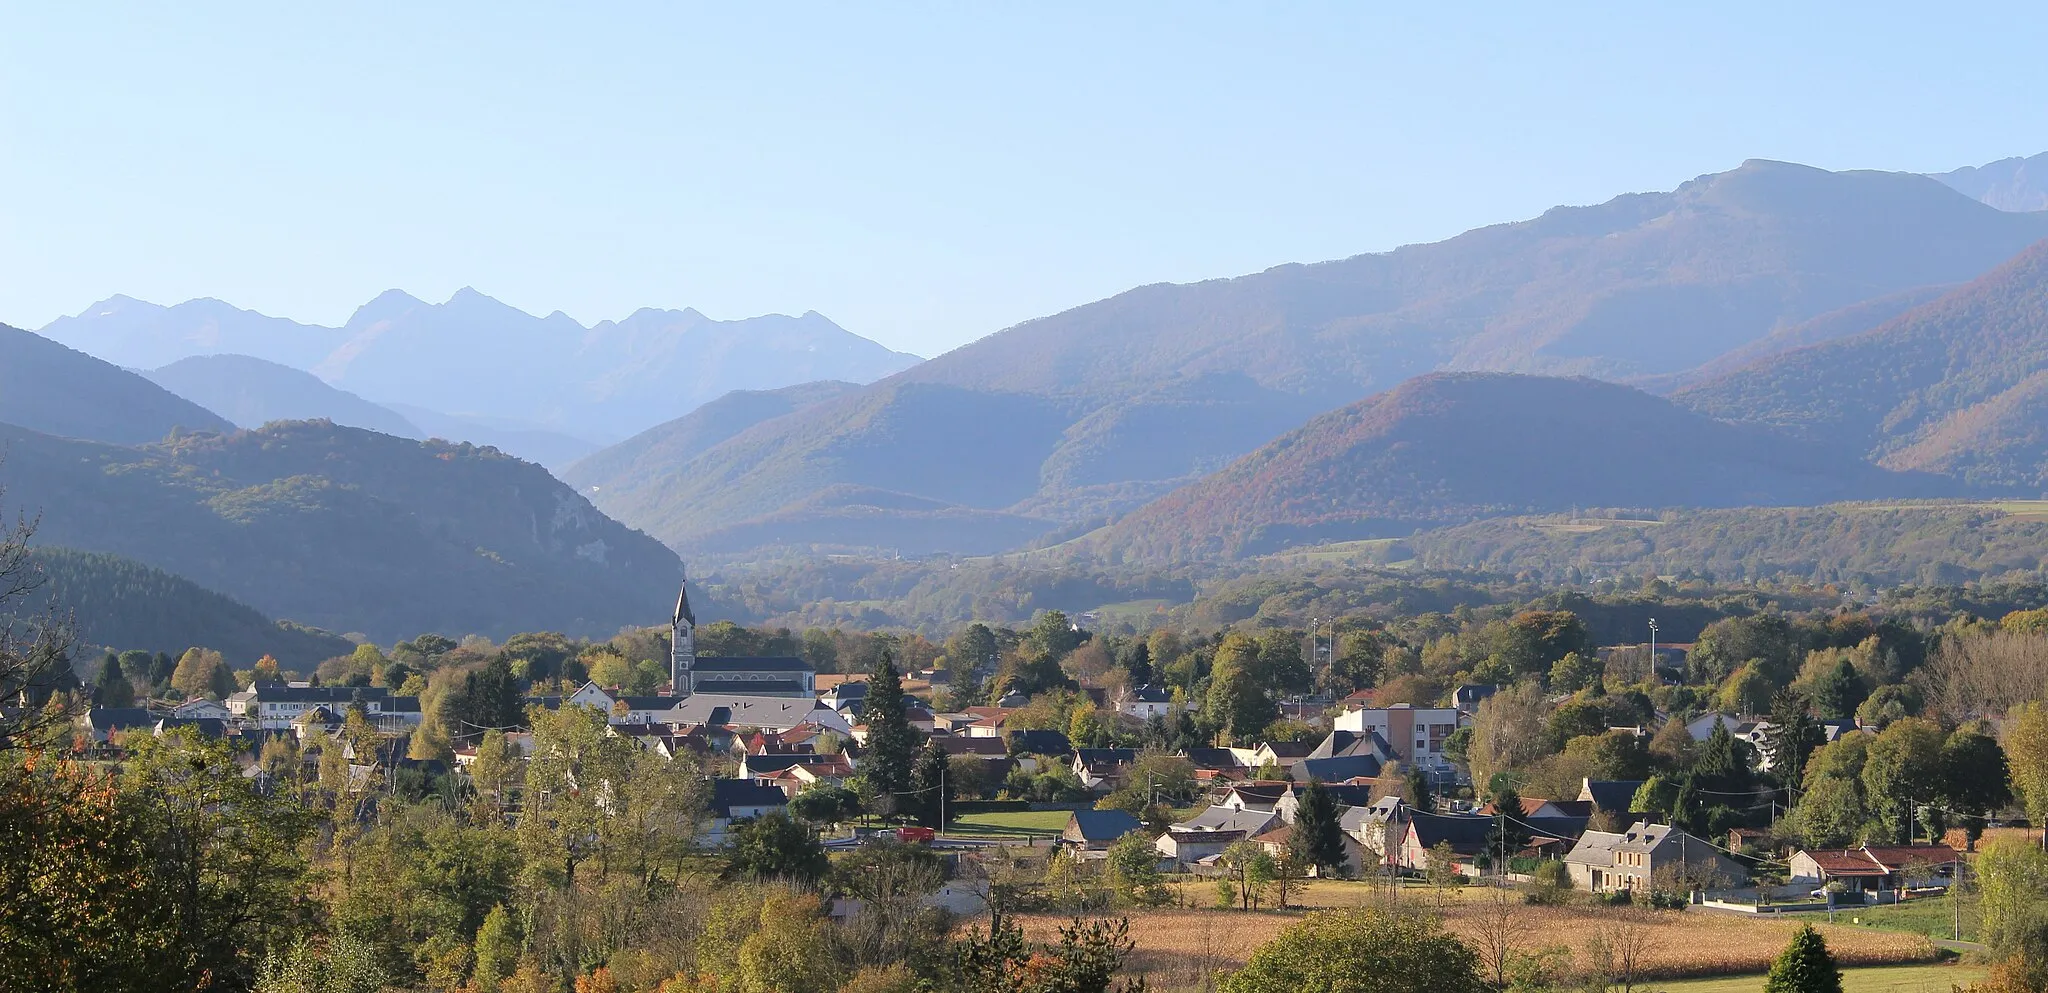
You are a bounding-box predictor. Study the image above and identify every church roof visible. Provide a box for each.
[673,576,696,628]
[694,657,811,673]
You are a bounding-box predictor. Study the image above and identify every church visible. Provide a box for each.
[670,574,815,697]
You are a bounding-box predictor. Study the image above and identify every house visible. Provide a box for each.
[1332,704,1468,773]
[1477,797,1594,819]
[1578,779,1647,815]
[1251,823,1367,876]
[81,707,156,742]
[1563,822,1747,894]
[961,707,1015,739]
[819,680,868,713]
[1247,740,1315,772]
[1789,844,1958,899]
[1155,829,1245,869]
[1276,782,1377,822]
[705,779,791,844]
[171,698,232,721]
[154,716,228,738]
[1343,796,1409,861]
[665,693,853,734]
[1184,746,1245,774]
[738,751,855,782]
[1064,809,1145,853]
[1684,713,1750,742]
[1219,783,1291,813]
[1393,811,1494,873]
[1294,730,1392,783]
[1115,685,1174,720]
[229,682,423,731]
[1072,748,1138,792]
[1453,685,1499,710]
[1176,805,1283,839]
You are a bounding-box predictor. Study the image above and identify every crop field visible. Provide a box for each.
[1019,883,1942,990]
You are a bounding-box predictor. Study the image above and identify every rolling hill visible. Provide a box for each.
[0,324,234,444]
[24,548,356,668]
[1091,373,1962,562]
[0,419,683,642]
[565,380,863,503]
[590,160,2048,555]
[39,289,923,443]
[1677,239,2048,489]
[147,354,421,438]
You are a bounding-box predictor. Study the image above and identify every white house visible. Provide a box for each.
[1116,685,1174,720]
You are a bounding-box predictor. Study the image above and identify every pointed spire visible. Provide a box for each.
[673,567,696,628]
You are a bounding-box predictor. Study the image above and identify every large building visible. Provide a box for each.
[669,575,815,697]
[1332,703,1467,773]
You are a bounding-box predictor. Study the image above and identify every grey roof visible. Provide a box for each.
[1581,779,1647,812]
[669,693,835,729]
[1177,806,1279,835]
[249,682,391,703]
[693,678,810,695]
[1183,747,1243,769]
[1075,748,1137,767]
[1008,729,1071,755]
[694,656,812,673]
[1126,685,1171,703]
[674,578,696,627]
[1292,754,1383,783]
[619,695,688,710]
[1405,811,1493,853]
[1564,829,1628,866]
[1069,808,1143,843]
[85,707,155,731]
[1307,729,1388,760]
[710,779,788,817]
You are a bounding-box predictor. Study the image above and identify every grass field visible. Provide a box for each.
[1783,894,1979,944]
[1655,962,1984,992]
[1029,881,1942,989]
[946,809,1073,838]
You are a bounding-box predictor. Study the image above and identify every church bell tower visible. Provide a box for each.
[670,570,697,695]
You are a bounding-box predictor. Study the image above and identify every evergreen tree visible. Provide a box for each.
[1811,658,1868,720]
[1124,641,1153,687]
[92,652,134,708]
[1404,767,1435,814]
[1291,781,1348,876]
[1486,784,1530,867]
[910,739,950,828]
[863,652,919,820]
[1763,924,1842,993]
[1766,690,1822,784]
[471,904,521,993]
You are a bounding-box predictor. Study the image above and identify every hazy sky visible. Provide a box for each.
[4,4,2044,357]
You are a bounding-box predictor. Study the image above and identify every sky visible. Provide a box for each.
[4,4,2045,358]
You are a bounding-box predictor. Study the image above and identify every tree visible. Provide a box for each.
[1217,909,1485,993]
[1765,690,1823,784]
[1941,726,2013,850]
[909,738,949,828]
[1218,840,1275,911]
[1404,767,1435,814]
[1811,658,1868,721]
[0,492,79,748]
[1204,633,1278,743]
[1470,884,1532,992]
[92,651,135,708]
[941,914,1140,993]
[1763,924,1843,993]
[862,653,918,819]
[1792,776,1867,848]
[1719,661,1776,716]
[1122,640,1154,687]
[723,810,828,884]
[1105,830,1168,906]
[1548,651,1600,693]
[789,783,862,826]
[2005,702,2048,835]
[170,646,228,700]
[1860,717,1945,843]
[471,904,521,993]
[1467,680,1549,794]
[1292,780,1348,876]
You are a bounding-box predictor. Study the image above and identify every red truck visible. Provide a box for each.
[895,826,936,844]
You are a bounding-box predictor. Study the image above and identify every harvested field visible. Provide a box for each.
[1017,891,1938,989]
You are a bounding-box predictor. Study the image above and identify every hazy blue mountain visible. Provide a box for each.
[1931,152,2048,212]
[593,160,2048,556]
[1637,283,1958,393]
[147,354,421,438]
[384,403,601,473]
[38,294,350,370]
[0,418,682,642]
[0,325,234,444]
[40,289,922,443]
[566,380,862,505]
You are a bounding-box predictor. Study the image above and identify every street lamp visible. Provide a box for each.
[1647,618,1660,684]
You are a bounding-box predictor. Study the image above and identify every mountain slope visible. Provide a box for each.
[41,290,922,443]
[384,404,600,474]
[609,161,2048,554]
[0,419,682,642]
[565,380,861,501]
[24,548,355,667]
[1932,152,2048,212]
[1677,239,2048,489]
[1094,373,1959,562]
[147,354,420,438]
[0,325,234,444]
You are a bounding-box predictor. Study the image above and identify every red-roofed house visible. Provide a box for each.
[1789,844,1958,898]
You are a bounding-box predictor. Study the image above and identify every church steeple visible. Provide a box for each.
[670,568,697,694]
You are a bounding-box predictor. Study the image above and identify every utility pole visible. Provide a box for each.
[1647,618,1660,685]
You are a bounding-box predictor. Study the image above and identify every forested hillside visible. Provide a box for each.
[0,420,682,642]
[566,379,861,503]
[1679,239,2048,488]
[1091,373,1959,563]
[600,161,2048,555]
[27,548,354,666]
[0,324,233,444]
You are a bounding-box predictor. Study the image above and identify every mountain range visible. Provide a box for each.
[570,159,2048,557]
[1931,151,2048,212]
[38,289,922,447]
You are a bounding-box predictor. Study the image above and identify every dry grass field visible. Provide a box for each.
[1016,881,1940,991]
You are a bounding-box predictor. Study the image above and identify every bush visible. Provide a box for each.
[1524,860,1573,905]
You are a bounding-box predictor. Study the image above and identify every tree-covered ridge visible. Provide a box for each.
[1679,238,2048,488]
[578,162,2048,558]
[565,379,861,505]
[0,323,233,444]
[26,548,353,668]
[0,419,681,642]
[1092,373,1960,564]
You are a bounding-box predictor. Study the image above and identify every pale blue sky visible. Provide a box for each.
[4,4,2044,356]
